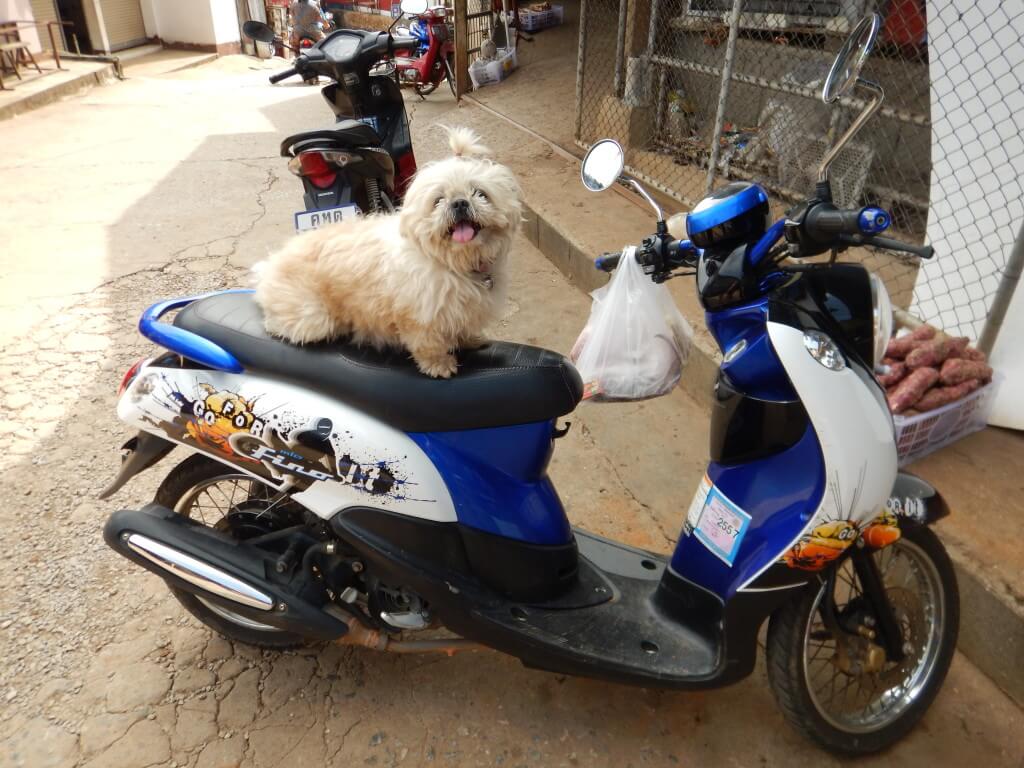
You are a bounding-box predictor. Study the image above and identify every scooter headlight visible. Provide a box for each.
[870,273,893,370]
[803,331,846,371]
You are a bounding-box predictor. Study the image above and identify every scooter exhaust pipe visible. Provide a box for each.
[123,533,275,611]
[104,504,349,640]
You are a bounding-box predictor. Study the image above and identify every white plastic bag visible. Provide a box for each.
[570,246,693,401]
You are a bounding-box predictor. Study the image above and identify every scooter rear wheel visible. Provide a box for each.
[766,525,959,755]
[155,455,308,649]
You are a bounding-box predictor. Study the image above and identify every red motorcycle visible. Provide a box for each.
[393,1,456,97]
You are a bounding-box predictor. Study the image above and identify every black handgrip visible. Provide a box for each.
[847,233,937,260]
[269,67,298,84]
[391,36,419,51]
[806,207,863,237]
[595,252,621,272]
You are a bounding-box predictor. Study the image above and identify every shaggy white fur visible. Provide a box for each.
[255,127,522,378]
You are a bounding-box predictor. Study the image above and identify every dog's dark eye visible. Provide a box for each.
[434,196,444,206]
[474,189,488,202]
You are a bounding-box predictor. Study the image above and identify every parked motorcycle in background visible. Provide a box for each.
[242,1,422,231]
[104,15,957,757]
[392,3,456,97]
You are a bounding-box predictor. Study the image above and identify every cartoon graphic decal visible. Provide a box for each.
[861,509,901,549]
[132,374,428,504]
[781,502,913,571]
[783,519,859,571]
[176,384,265,460]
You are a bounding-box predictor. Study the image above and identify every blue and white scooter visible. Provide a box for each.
[102,16,957,755]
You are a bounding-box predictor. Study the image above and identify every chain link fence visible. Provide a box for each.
[574,0,1024,342]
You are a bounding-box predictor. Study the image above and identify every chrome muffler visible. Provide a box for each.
[103,503,349,640]
[124,533,274,611]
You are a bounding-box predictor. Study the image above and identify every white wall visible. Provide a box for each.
[1,0,43,52]
[916,0,1024,429]
[209,0,241,44]
[139,0,238,47]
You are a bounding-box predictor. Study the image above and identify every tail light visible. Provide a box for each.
[287,150,343,189]
[299,38,314,48]
[395,151,417,198]
[118,358,146,397]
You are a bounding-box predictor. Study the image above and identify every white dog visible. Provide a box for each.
[255,127,522,378]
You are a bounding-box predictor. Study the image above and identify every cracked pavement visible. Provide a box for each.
[1,57,1023,768]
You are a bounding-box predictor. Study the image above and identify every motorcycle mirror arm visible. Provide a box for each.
[817,77,884,197]
[620,176,666,231]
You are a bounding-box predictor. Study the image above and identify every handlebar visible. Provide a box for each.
[595,252,621,272]
[840,233,935,259]
[805,205,891,238]
[595,239,699,273]
[391,36,419,51]
[269,66,298,84]
[799,202,933,258]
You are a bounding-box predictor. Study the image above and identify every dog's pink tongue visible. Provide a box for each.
[451,222,476,243]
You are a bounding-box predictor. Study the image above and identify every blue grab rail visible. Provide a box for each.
[138,289,253,373]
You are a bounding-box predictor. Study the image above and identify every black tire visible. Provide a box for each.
[766,526,959,755]
[155,455,307,649]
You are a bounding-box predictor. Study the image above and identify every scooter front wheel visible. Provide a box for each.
[154,455,308,649]
[766,525,959,755]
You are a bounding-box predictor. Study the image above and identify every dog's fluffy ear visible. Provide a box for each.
[442,126,491,158]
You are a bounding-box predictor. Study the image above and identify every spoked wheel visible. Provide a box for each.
[766,526,959,755]
[154,455,309,648]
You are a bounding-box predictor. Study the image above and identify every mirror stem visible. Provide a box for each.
[817,77,884,185]
[623,178,664,224]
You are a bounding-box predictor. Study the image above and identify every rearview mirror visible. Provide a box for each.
[242,21,276,44]
[822,14,880,103]
[400,0,429,15]
[581,140,624,192]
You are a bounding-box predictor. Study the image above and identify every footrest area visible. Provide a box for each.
[473,530,721,686]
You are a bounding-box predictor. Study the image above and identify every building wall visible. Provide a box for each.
[139,0,240,53]
[28,0,58,49]
[2,0,43,51]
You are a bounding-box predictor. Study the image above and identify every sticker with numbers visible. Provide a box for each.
[692,483,751,567]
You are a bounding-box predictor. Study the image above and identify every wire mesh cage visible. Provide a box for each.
[571,0,1023,341]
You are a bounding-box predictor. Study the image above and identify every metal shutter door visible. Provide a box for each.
[99,0,147,51]
[29,0,62,49]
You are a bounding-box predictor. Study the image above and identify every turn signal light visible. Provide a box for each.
[118,358,146,397]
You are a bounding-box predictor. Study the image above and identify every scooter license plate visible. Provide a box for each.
[294,204,360,232]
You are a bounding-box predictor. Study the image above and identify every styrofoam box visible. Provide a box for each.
[469,48,517,90]
[894,380,996,466]
[518,4,564,31]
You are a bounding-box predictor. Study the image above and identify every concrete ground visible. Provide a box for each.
[0,57,1022,768]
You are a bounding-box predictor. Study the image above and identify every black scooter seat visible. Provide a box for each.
[280,120,382,157]
[173,291,583,433]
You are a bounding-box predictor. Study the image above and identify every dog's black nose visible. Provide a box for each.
[451,199,471,216]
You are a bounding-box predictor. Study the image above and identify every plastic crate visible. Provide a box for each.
[519,4,564,31]
[894,381,996,466]
[469,47,517,89]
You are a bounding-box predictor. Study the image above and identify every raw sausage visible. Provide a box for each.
[939,358,993,386]
[887,367,940,414]
[905,337,955,369]
[909,325,937,341]
[915,379,982,412]
[885,335,917,360]
[877,361,907,388]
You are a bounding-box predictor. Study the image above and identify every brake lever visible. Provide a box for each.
[841,233,934,259]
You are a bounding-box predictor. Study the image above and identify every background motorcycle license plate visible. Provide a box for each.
[294,204,359,232]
